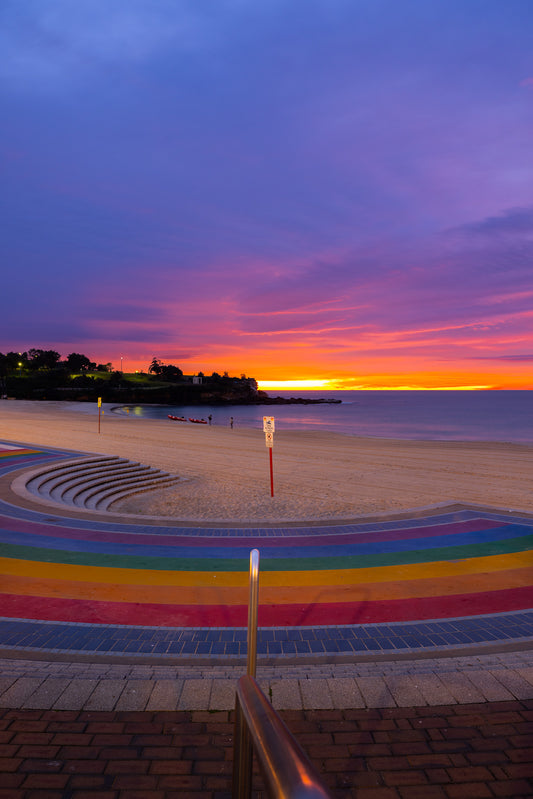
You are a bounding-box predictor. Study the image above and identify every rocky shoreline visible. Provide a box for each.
[252,396,342,405]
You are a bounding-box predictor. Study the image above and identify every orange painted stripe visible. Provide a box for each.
[1,551,531,588]
[2,566,531,606]
[0,449,40,457]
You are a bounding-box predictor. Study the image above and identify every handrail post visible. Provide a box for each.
[233,691,252,799]
[247,548,260,678]
[233,549,260,798]
[233,550,332,798]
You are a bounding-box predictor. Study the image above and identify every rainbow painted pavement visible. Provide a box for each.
[1,441,532,660]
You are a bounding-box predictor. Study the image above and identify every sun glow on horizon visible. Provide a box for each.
[257,378,504,392]
[258,379,340,391]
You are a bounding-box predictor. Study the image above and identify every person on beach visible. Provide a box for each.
[230,416,234,429]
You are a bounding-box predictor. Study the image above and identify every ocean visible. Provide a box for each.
[113,390,533,444]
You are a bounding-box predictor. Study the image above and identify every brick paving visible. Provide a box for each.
[1,701,532,798]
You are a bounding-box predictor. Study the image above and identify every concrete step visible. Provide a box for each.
[48,462,145,501]
[89,475,180,511]
[62,465,161,506]
[25,457,125,498]
[23,456,179,513]
[75,470,174,509]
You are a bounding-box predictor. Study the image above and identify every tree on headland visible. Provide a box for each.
[148,357,183,381]
[66,353,96,373]
[27,349,61,371]
[148,357,164,375]
[0,352,27,375]
[0,350,109,377]
[0,347,262,404]
[160,364,183,380]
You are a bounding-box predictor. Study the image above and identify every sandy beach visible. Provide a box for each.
[1,400,532,522]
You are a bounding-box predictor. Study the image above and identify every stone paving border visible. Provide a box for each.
[1,650,533,711]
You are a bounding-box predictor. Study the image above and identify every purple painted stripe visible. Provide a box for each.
[0,453,66,470]
[0,514,505,548]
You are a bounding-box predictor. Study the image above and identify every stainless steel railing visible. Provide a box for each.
[233,675,332,799]
[247,548,260,678]
[232,550,332,799]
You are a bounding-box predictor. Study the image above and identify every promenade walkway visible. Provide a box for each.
[1,440,532,796]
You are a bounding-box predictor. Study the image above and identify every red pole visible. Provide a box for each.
[269,447,274,497]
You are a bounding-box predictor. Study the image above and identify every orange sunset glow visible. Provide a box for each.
[117,352,532,392]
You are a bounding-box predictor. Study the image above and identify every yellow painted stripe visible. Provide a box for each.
[0,552,531,588]
[0,557,246,587]
[2,567,532,606]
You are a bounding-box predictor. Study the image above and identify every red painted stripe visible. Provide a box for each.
[273,585,533,625]
[0,593,248,626]
[1,586,531,627]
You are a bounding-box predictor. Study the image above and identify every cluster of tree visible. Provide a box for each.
[148,358,183,381]
[0,349,112,376]
[0,348,261,404]
[147,357,258,390]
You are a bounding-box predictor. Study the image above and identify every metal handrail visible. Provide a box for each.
[247,548,260,678]
[233,675,332,799]
[233,549,260,797]
[232,549,332,799]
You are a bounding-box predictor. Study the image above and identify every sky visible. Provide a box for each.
[2,0,533,390]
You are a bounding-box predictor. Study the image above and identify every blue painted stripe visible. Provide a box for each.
[0,610,532,658]
[1,523,531,558]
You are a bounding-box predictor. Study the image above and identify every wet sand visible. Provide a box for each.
[1,400,532,522]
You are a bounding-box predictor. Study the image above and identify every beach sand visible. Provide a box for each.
[1,400,532,522]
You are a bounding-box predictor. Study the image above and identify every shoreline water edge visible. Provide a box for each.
[110,389,533,444]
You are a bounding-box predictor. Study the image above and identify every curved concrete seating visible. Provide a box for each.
[24,455,179,512]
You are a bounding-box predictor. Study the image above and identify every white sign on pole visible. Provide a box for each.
[263,416,275,433]
[265,431,274,448]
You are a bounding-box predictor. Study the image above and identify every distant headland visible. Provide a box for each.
[0,350,341,405]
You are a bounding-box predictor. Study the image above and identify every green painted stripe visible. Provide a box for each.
[1,536,532,572]
[0,451,39,458]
